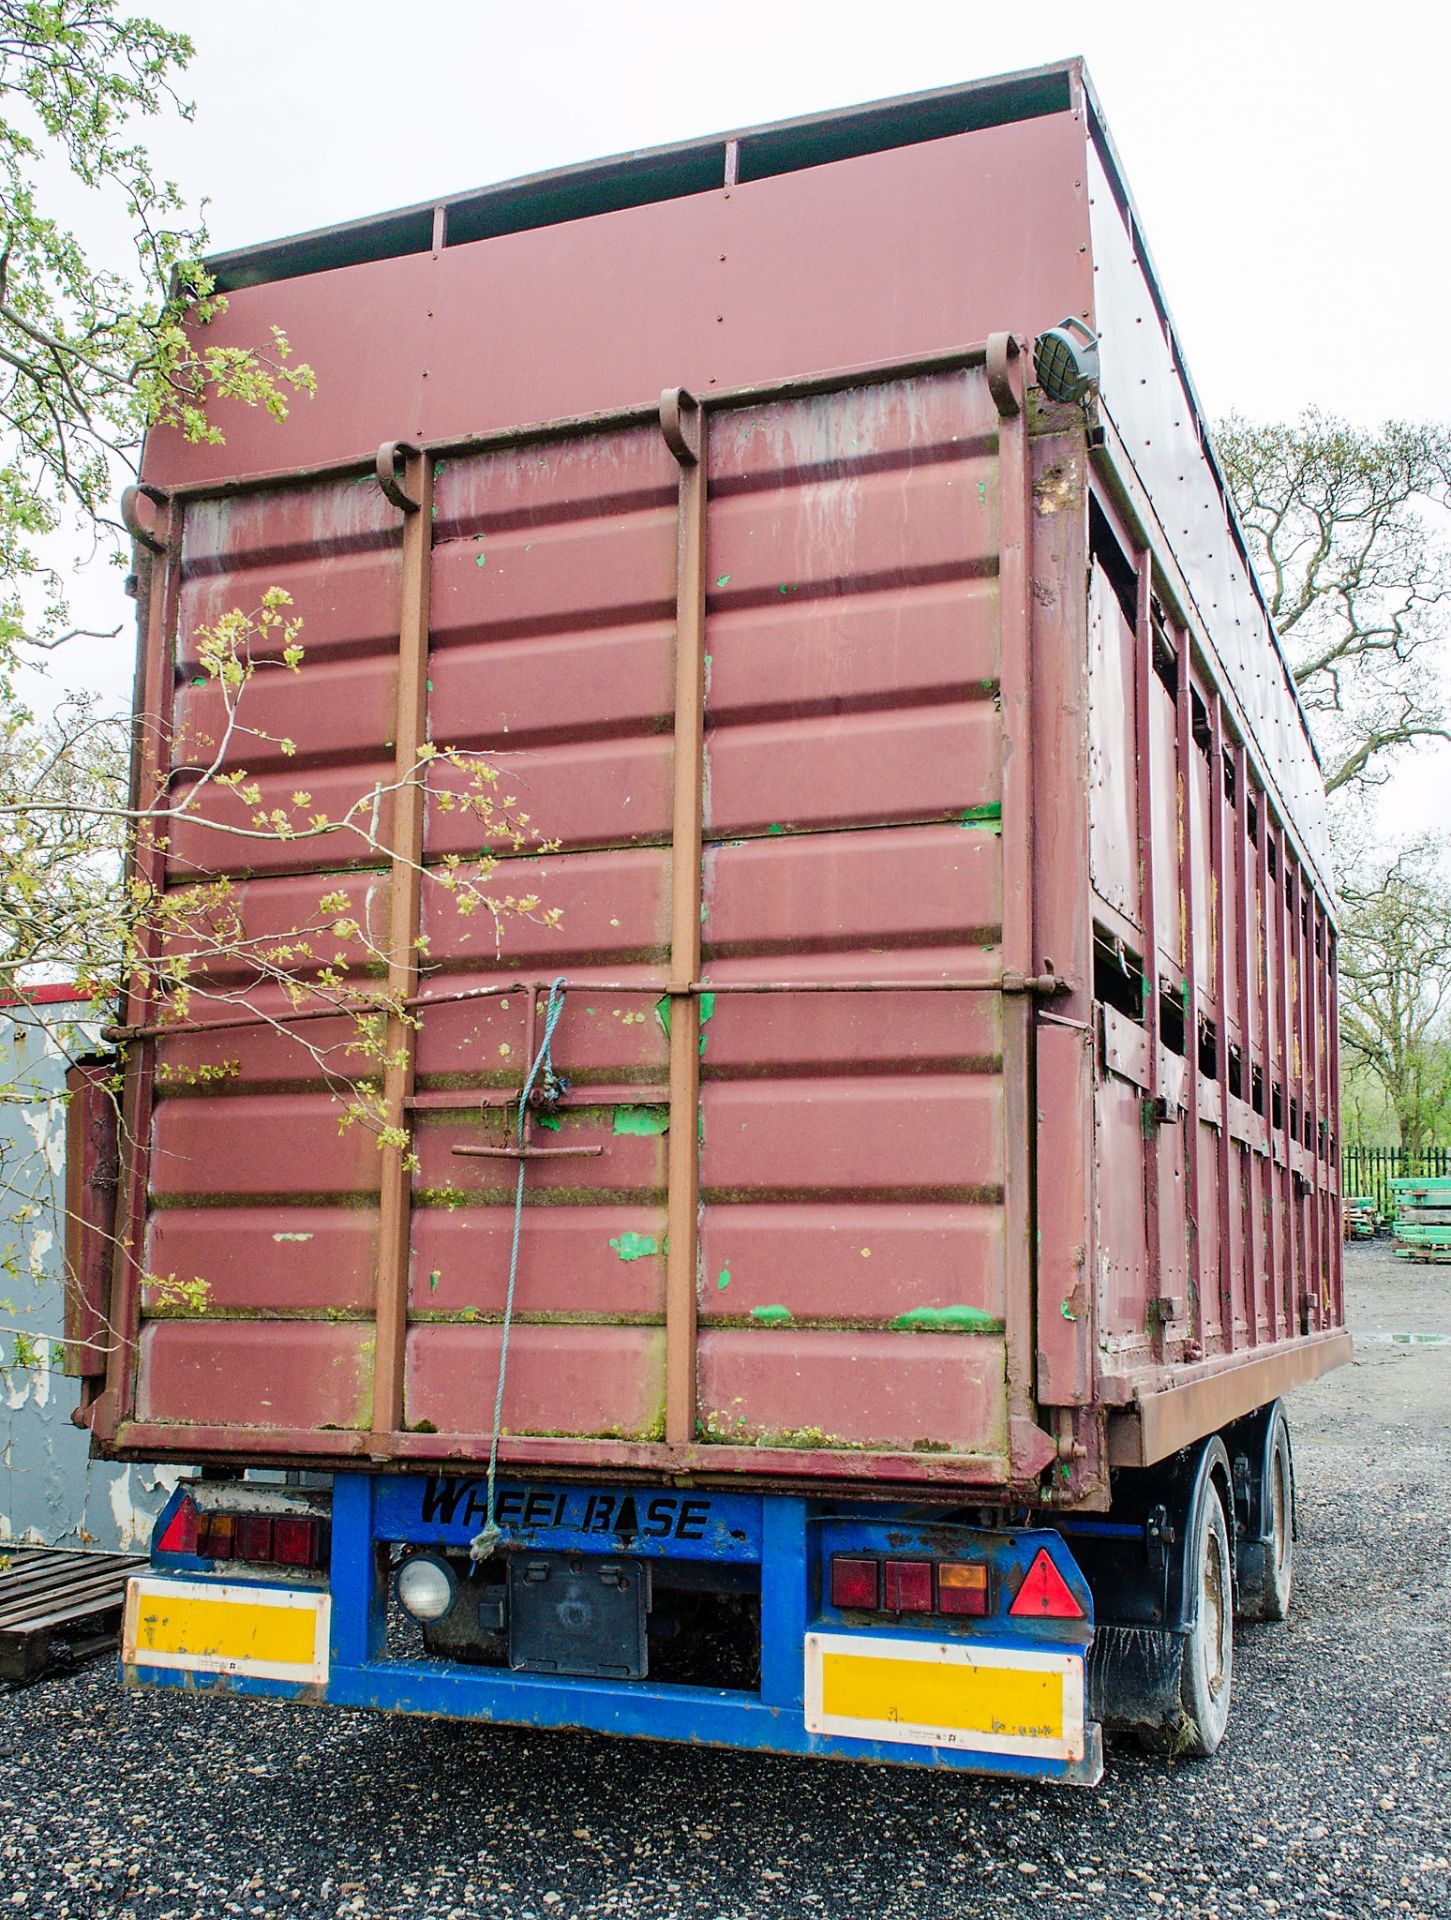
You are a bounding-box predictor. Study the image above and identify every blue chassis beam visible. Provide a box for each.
[124,1474,1105,1786]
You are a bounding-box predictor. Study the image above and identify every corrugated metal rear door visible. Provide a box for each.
[118,351,1040,1488]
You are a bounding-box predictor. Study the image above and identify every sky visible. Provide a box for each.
[42,0,1451,830]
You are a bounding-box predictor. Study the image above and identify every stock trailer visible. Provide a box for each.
[70,60,1348,1783]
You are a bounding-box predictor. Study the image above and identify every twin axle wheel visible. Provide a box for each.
[1085,1401,1295,1758]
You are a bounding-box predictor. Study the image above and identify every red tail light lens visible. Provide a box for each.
[155,1494,198,1556]
[938,1560,990,1617]
[1009,1547,1085,1620]
[273,1516,325,1568]
[830,1556,880,1610]
[882,1559,933,1613]
[236,1514,274,1563]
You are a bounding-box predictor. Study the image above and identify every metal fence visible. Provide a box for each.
[1341,1145,1451,1220]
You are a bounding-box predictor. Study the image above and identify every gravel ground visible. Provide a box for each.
[3,1241,1448,1919]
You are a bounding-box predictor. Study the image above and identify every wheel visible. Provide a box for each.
[1238,1412,1294,1622]
[1137,1482,1234,1758]
[1178,1484,1234,1754]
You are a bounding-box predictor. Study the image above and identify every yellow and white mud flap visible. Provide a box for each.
[123,1576,330,1686]
[804,1632,1087,1763]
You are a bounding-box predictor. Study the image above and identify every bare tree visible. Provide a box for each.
[1337,837,1451,1153]
[1217,412,1451,796]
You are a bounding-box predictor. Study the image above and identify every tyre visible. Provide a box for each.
[1138,1482,1234,1758]
[1239,1412,1294,1622]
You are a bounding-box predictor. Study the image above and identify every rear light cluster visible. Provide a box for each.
[829,1547,1083,1621]
[831,1554,990,1618]
[156,1494,328,1570]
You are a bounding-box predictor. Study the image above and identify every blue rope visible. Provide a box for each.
[469,977,568,1563]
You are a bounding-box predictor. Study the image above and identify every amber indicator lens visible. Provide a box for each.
[937,1560,990,1616]
[829,1555,880,1610]
[882,1559,933,1612]
[198,1511,235,1559]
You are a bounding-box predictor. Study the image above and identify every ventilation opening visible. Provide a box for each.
[1251,1065,1264,1115]
[1089,497,1138,630]
[1222,749,1237,808]
[1198,1017,1218,1080]
[1271,1081,1284,1130]
[1159,981,1186,1056]
[1227,1045,1244,1101]
[1267,838,1279,880]
[1151,607,1178,697]
[1246,794,1260,846]
[1093,926,1146,1022]
[1190,688,1212,759]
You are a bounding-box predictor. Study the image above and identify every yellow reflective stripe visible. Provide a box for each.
[131,1592,319,1669]
[821,1650,1064,1741]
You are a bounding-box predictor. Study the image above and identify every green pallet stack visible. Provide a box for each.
[1343,1196,1378,1241]
[1389,1177,1451,1263]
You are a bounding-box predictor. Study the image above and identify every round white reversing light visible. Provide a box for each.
[397,1553,456,1623]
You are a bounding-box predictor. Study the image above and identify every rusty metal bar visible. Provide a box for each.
[101,496,183,1435]
[1133,554,1165,1363]
[153,339,1001,504]
[452,1144,604,1161]
[100,970,1071,1046]
[1258,804,1282,1343]
[1297,858,1322,1329]
[988,336,1039,1466]
[661,387,708,1452]
[1174,626,1204,1356]
[1209,695,1235,1352]
[1274,827,1298,1337]
[1326,917,1344,1325]
[369,446,432,1455]
[1232,737,1260,1347]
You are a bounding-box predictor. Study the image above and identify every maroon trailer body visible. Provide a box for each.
[84,61,1347,1780]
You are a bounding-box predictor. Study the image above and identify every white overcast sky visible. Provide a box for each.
[52,0,1451,830]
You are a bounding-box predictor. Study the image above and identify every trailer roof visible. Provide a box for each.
[206,62,1076,292]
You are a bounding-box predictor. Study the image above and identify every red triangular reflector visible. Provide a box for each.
[1008,1547,1083,1620]
[156,1495,197,1555]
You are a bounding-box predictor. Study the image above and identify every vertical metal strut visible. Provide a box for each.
[104,491,181,1432]
[370,442,432,1453]
[660,388,708,1452]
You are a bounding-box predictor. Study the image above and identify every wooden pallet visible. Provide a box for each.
[0,1546,145,1683]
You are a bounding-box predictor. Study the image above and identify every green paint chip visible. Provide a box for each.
[537,1112,561,1133]
[654,996,671,1038]
[892,1305,1004,1334]
[429,1269,442,1293]
[698,991,716,1058]
[1061,1299,1077,1321]
[717,1267,731,1290]
[609,1232,660,1263]
[613,1105,670,1136]
[475,553,488,567]
[766,823,786,836]
[751,1303,792,1324]
[959,802,1003,833]
[715,573,731,588]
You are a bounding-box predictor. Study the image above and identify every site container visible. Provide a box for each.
[76,59,1348,1782]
